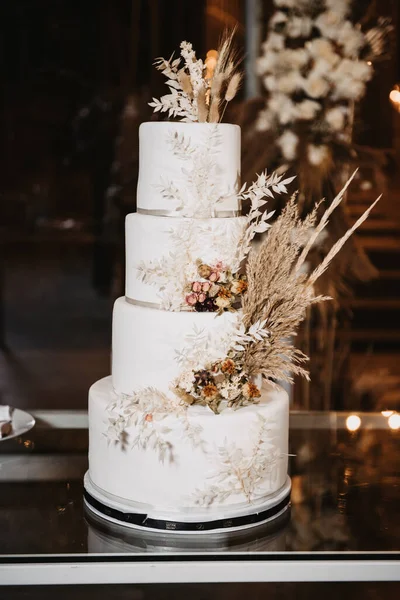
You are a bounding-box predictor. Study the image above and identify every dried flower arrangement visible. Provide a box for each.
[137,170,294,310]
[173,172,380,412]
[256,0,392,188]
[174,320,268,413]
[149,31,242,123]
[185,261,248,313]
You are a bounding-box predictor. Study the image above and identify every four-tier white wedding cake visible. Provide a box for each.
[84,36,377,534]
[84,119,291,533]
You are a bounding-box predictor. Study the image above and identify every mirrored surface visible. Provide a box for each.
[0,413,399,558]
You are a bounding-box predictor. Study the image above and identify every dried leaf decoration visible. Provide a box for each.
[149,30,242,123]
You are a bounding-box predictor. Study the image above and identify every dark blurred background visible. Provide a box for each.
[0,0,399,411]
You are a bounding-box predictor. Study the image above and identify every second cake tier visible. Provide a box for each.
[112,297,241,396]
[125,213,247,308]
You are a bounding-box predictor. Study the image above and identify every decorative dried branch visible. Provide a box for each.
[308,194,382,285]
[234,171,296,269]
[241,182,380,383]
[294,170,358,275]
[149,31,242,123]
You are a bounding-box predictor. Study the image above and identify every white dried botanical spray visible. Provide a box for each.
[149,30,242,123]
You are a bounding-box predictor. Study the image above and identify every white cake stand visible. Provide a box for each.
[83,472,291,535]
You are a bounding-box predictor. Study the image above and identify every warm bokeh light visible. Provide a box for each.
[389,87,400,112]
[388,413,400,430]
[381,410,394,417]
[389,89,400,102]
[346,415,361,432]
[204,49,218,79]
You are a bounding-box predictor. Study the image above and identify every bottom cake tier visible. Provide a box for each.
[86,376,290,533]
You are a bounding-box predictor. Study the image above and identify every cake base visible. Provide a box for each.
[85,505,290,551]
[83,472,291,535]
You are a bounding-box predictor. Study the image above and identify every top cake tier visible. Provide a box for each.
[137,122,241,217]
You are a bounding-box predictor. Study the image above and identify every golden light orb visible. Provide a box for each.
[346,415,361,432]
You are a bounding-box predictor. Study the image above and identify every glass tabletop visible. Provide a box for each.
[0,411,399,585]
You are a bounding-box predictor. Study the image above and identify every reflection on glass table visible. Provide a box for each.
[0,411,398,584]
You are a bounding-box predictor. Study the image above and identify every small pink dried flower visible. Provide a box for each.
[192,281,202,292]
[202,281,211,292]
[209,271,219,282]
[198,292,207,303]
[186,293,198,306]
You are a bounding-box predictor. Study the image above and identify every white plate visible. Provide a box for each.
[0,408,35,442]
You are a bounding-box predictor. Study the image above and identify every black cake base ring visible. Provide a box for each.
[83,473,291,535]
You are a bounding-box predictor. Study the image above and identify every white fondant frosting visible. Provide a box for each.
[88,376,289,515]
[125,213,247,306]
[87,119,291,527]
[137,122,241,216]
[112,297,240,396]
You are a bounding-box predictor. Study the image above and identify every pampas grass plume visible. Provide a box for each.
[225,72,242,102]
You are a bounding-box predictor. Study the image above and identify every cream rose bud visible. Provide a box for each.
[286,16,312,39]
[192,281,202,292]
[326,0,350,19]
[269,95,295,125]
[281,48,309,69]
[307,144,331,166]
[208,283,220,297]
[333,78,365,100]
[303,75,330,99]
[276,72,303,94]
[230,281,240,294]
[215,296,231,309]
[325,107,346,131]
[256,109,274,132]
[351,61,372,82]
[256,53,277,75]
[296,100,321,120]
[266,32,285,51]
[277,130,299,161]
[316,10,342,36]
[338,21,365,57]
[306,39,339,67]
[263,75,277,92]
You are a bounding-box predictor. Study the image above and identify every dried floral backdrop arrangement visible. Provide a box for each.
[256,0,392,195]
[238,0,392,408]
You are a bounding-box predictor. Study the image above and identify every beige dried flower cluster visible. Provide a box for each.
[149,31,242,123]
[241,171,381,385]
